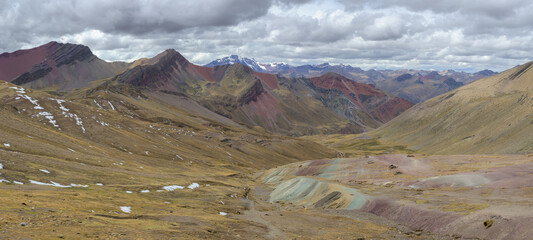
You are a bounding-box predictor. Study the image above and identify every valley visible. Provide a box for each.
[0,42,531,240]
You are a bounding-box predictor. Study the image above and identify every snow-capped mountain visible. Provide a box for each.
[204,55,289,72]
[204,55,264,72]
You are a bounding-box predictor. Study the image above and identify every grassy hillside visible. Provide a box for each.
[372,62,533,154]
[0,81,338,239]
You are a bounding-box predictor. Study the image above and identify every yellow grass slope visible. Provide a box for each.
[373,61,533,154]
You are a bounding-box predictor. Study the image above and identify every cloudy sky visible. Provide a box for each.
[1,0,532,72]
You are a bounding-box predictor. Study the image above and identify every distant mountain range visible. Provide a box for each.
[0,42,413,135]
[205,55,497,103]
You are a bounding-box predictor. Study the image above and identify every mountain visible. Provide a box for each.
[205,55,292,73]
[0,41,128,91]
[373,61,533,154]
[307,73,413,128]
[373,71,464,103]
[205,56,496,103]
[110,49,412,135]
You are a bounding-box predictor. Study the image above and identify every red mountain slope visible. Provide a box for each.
[309,72,413,123]
[0,41,128,91]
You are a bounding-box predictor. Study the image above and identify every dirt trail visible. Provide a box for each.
[239,198,285,239]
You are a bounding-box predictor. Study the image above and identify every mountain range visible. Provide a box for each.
[0,42,413,135]
[206,55,497,103]
[1,41,532,239]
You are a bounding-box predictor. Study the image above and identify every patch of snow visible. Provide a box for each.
[93,100,103,109]
[58,104,69,112]
[29,180,71,188]
[96,120,109,126]
[140,189,150,193]
[144,151,149,155]
[67,148,75,152]
[50,98,69,112]
[0,179,10,183]
[108,101,115,111]
[95,183,103,186]
[9,87,26,94]
[125,191,133,194]
[72,114,85,133]
[18,94,44,109]
[162,185,184,191]
[39,169,50,174]
[13,181,23,185]
[187,183,199,189]
[3,143,9,148]
[61,110,86,133]
[35,111,59,128]
[175,154,183,160]
[0,162,2,169]
[219,212,228,216]
[120,206,131,213]
[70,183,88,188]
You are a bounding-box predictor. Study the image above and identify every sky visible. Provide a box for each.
[1,0,532,72]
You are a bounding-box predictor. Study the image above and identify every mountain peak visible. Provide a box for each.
[204,55,268,72]
[158,48,182,58]
[0,41,95,83]
[148,48,189,66]
[315,63,331,68]
[321,71,344,79]
[475,69,498,76]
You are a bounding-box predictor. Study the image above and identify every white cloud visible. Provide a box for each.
[0,0,532,72]
[361,15,405,40]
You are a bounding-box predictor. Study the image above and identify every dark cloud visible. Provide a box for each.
[1,0,272,35]
[0,0,532,72]
[339,0,530,18]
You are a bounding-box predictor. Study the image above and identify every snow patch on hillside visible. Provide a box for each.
[187,183,199,189]
[120,206,131,213]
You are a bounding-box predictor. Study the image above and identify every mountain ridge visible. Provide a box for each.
[103,48,414,135]
[205,55,497,103]
[0,42,413,136]
[0,41,129,91]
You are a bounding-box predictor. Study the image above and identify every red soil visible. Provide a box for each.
[190,65,216,82]
[309,73,384,115]
[254,72,279,89]
[372,97,414,122]
[243,90,283,129]
[0,42,56,81]
[310,73,413,123]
